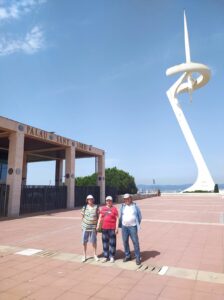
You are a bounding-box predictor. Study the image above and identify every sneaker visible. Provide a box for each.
[123,256,131,262]
[101,257,108,263]
[136,259,141,266]
[109,257,115,263]
[94,255,99,262]
[81,256,86,263]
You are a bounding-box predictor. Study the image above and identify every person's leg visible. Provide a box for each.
[129,226,141,263]
[82,230,88,262]
[91,231,99,261]
[92,243,99,261]
[122,226,131,260]
[83,243,87,257]
[108,229,116,261]
[93,243,97,256]
[102,229,109,260]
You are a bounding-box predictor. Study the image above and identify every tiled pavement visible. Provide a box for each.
[1,194,224,299]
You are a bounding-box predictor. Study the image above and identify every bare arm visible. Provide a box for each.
[96,214,102,229]
[115,210,119,234]
[81,207,85,218]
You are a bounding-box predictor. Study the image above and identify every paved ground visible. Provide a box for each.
[1,194,224,299]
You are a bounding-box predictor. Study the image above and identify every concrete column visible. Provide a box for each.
[97,153,105,204]
[95,157,98,173]
[22,153,27,185]
[6,132,24,217]
[55,159,63,186]
[65,146,75,208]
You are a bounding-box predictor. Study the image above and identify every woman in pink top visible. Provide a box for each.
[97,195,119,263]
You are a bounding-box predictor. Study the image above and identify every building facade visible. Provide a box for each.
[0,116,105,217]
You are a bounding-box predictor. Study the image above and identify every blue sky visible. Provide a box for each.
[1,0,224,185]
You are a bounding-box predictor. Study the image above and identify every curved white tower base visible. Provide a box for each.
[166,12,215,192]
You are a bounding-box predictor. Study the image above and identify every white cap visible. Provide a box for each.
[123,193,130,199]
[106,196,113,201]
[86,194,94,200]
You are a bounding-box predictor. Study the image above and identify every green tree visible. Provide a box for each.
[105,167,138,194]
[75,173,97,186]
[75,167,138,195]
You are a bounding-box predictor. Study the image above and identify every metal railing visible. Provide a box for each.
[74,186,118,207]
[105,186,118,202]
[75,186,100,207]
[19,185,118,214]
[20,185,67,214]
[0,184,9,217]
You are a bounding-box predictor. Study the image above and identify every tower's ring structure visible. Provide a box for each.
[166,62,210,94]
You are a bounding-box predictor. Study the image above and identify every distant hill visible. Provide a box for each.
[137,183,224,193]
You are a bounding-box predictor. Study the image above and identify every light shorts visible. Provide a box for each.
[82,230,97,244]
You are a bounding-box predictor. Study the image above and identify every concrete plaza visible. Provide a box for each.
[1,194,224,299]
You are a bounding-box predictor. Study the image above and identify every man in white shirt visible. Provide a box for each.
[119,194,142,265]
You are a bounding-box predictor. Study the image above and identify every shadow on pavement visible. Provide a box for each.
[141,250,160,262]
[97,249,160,262]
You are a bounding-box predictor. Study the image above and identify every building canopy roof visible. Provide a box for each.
[0,116,104,162]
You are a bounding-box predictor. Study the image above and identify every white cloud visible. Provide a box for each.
[0,0,46,56]
[0,26,44,55]
[0,0,46,20]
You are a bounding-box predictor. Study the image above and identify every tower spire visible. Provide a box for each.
[184,10,191,63]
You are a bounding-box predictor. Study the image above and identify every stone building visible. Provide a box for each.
[0,116,105,217]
